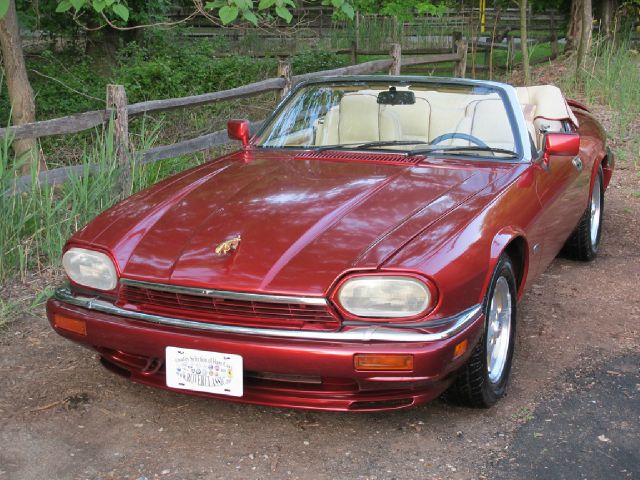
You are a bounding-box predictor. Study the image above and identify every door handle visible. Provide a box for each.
[572,157,583,171]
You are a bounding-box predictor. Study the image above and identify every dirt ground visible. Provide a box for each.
[1,64,639,480]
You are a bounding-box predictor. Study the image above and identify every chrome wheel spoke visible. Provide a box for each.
[486,276,512,384]
[590,176,601,246]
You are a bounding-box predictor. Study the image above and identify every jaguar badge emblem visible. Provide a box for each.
[215,235,241,256]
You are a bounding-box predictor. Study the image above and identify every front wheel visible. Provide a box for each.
[562,165,604,261]
[444,255,517,408]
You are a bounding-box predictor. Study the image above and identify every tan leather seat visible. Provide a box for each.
[338,93,380,143]
[464,98,515,151]
[314,106,339,145]
[520,103,537,145]
[419,91,476,142]
[379,97,431,143]
[516,85,578,148]
[338,92,402,143]
[314,92,402,145]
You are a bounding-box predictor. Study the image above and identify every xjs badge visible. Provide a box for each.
[215,235,241,256]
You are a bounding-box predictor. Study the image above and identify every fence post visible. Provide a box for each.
[392,16,400,43]
[389,43,402,75]
[354,11,360,59]
[550,11,559,59]
[454,40,468,78]
[452,31,462,53]
[350,40,358,65]
[507,36,516,69]
[106,84,131,199]
[483,45,491,70]
[277,58,292,99]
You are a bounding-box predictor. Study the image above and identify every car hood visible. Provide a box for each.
[73,151,511,295]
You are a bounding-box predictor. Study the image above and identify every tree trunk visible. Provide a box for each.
[0,0,42,174]
[519,0,530,85]
[576,0,593,76]
[599,0,616,38]
[566,0,582,54]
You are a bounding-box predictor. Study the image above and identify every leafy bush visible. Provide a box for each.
[0,34,347,121]
[291,50,348,73]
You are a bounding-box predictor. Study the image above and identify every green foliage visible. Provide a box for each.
[290,50,347,72]
[114,38,277,102]
[0,0,9,19]
[0,32,347,121]
[50,0,354,29]
[202,0,354,25]
[55,0,131,24]
[352,0,448,20]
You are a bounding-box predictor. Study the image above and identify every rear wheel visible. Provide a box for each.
[562,165,604,261]
[444,255,517,408]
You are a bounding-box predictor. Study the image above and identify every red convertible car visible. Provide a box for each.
[47,76,613,411]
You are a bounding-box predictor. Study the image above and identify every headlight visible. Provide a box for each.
[337,275,433,318]
[62,248,118,291]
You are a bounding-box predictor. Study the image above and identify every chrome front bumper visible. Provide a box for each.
[54,287,482,343]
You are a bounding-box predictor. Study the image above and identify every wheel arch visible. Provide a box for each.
[600,148,614,190]
[486,229,529,301]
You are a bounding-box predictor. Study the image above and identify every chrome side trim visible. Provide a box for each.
[120,278,328,306]
[54,287,482,343]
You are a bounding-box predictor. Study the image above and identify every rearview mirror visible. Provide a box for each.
[544,132,580,157]
[377,90,416,105]
[228,119,250,146]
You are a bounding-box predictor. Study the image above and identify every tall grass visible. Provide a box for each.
[559,37,640,177]
[0,124,120,281]
[327,15,454,52]
[564,38,640,140]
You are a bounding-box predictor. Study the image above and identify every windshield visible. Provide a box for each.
[254,81,520,158]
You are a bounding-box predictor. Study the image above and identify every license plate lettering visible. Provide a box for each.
[165,347,243,397]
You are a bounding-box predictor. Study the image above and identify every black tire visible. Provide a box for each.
[562,165,604,261]
[444,255,517,408]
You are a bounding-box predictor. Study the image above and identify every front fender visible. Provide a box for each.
[385,167,538,319]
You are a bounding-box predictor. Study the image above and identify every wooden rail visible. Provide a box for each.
[4,44,467,196]
[0,78,285,142]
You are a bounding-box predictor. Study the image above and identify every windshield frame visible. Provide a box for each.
[250,76,531,163]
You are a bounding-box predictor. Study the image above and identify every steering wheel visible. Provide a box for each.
[430,132,489,148]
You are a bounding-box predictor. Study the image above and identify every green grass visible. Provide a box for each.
[556,38,640,177]
[0,297,20,328]
[561,39,640,140]
[0,124,119,281]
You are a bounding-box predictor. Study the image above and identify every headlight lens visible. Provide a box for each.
[337,275,433,318]
[62,248,118,291]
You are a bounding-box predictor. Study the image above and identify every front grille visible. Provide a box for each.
[295,150,421,165]
[118,284,339,331]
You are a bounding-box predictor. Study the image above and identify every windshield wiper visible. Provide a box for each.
[408,145,519,158]
[314,140,430,153]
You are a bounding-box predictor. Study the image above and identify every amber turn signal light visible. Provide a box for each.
[53,314,87,336]
[354,354,414,371]
[453,339,468,359]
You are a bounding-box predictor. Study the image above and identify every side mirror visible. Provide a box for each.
[544,132,580,157]
[228,119,250,147]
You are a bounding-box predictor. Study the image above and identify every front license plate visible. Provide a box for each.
[165,347,243,397]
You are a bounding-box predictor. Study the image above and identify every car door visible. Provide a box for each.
[534,137,589,270]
